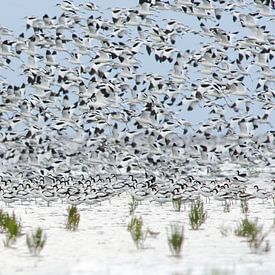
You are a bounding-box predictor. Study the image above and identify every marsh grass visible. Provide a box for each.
[189,199,207,230]
[0,211,22,248]
[172,198,182,212]
[26,227,47,256]
[129,196,139,215]
[234,218,260,238]
[66,206,80,231]
[234,217,274,253]
[167,224,184,257]
[127,216,147,249]
[240,200,249,214]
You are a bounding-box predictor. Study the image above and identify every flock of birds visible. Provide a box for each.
[1,173,275,206]
[0,0,275,206]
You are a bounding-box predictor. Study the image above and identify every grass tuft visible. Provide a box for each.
[66,206,80,231]
[127,216,147,249]
[129,196,139,215]
[234,217,260,238]
[189,199,207,230]
[0,211,22,248]
[172,198,183,212]
[167,223,184,257]
[234,217,274,253]
[26,227,47,256]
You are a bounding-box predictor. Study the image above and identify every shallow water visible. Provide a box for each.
[1,176,275,275]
